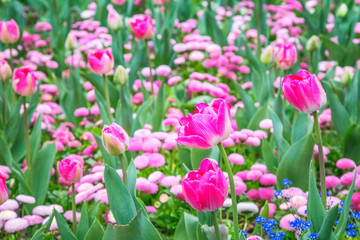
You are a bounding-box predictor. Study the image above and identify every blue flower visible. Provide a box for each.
[274,190,283,198]
[239,230,247,237]
[351,212,360,220]
[308,232,318,239]
[282,179,292,187]
[347,223,356,229]
[340,200,345,207]
[255,216,266,224]
[346,230,357,237]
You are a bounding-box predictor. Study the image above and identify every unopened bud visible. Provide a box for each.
[0,60,12,82]
[306,35,320,52]
[107,10,123,31]
[336,3,348,18]
[260,45,274,65]
[114,65,128,85]
[65,32,77,51]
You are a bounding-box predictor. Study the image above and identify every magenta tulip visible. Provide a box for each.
[275,42,297,70]
[182,158,228,212]
[102,123,130,156]
[12,67,38,96]
[57,158,83,184]
[176,99,232,149]
[87,49,114,75]
[282,70,327,113]
[0,171,8,205]
[130,16,155,40]
[0,20,20,44]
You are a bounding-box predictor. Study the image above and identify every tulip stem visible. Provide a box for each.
[102,75,112,121]
[313,111,326,208]
[145,40,154,95]
[218,143,239,240]
[119,155,128,187]
[23,97,32,180]
[71,183,77,233]
[2,81,7,124]
[211,211,222,240]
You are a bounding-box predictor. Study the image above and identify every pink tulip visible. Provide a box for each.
[0,171,8,205]
[282,69,327,113]
[12,67,38,96]
[182,158,228,212]
[87,49,114,75]
[101,123,129,156]
[57,158,83,184]
[107,9,122,31]
[130,16,155,40]
[0,60,12,82]
[111,0,127,5]
[275,42,297,70]
[176,99,232,149]
[0,20,20,44]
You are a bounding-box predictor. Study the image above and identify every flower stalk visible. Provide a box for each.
[211,211,221,240]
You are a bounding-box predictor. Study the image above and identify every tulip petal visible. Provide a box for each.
[197,183,225,212]
[183,181,202,211]
[176,135,213,149]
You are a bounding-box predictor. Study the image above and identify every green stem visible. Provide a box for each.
[23,97,31,179]
[145,40,154,95]
[119,155,128,187]
[211,211,222,240]
[243,215,248,231]
[71,183,77,233]
[313,111,326,208]
[2,81,7,124]
[102,75,112,121]
[218,143,239,240]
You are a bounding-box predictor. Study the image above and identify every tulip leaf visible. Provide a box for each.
[31,212,54,240]
[247,104,269,130]
[31,143,56,205]
[335,167,357,238]
[318,204,338,240]
[103,209,161,240]
[151,82,166,132]
[323,82,351,138]
[104,164,136,225]
[291,112,313,144]
[95,89,111,125]
[270,108,290,157]
[178,144,192,173]
[54,209,78,240]
[276,133,315,190]
[344,125,360,164]
[115,85,133,134]
[199,9,227,46]
[232,79,257,120]
[131,98,154,135]
[87,201,101,226]
[200,225,217,240]
[84,219,104,240]
[190,146,220,170]
[128,45,147,87]
[307,162,325,233]
[261,140,278,174]
[174,213,200,240]
[76,202,89,240]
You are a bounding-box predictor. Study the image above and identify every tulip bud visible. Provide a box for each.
[182,158,228,212]
[306,35,320,52]
[130,16,155,40]
[114,65,128,85]
[87,49,114,75]
[275,42,297,70]
[0,60,12,82]
[102,123,129,156]
[0,20,20,44]
[12,67,38,96]
[342,68,353,84]
[107,10,123,31]
[282,69,327,113]
[65,32,77,51]
[57,157,83,184]
[0,171,8,205]
[336,3,348,18]
[260,45,274,65]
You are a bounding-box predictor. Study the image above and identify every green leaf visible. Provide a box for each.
[291,112,313,144]
[131,99,154,134]
[174,213,200,240]
[199,9,227,46]
[318,204,338,240]
[76,202,89,240]
[323,82,351,137]
[335,167,357,238]
[115,85,133,133]
[247,104,269,130]
[104,164,136,225]
[151,83,166,131]
[54,209,78,240]
[31,212,54,240]
[190,147,220,170]
[84,219,104,240]
[276,133,315,190]
[307,162,325,233]
[344,125,360,164]
[261,140,278,174]
[95,90,110,125]
[270,108,290,156]
[87,201,101,226]
[103,210,161,240]
[31,143,56,205]
[232,79,256,120]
